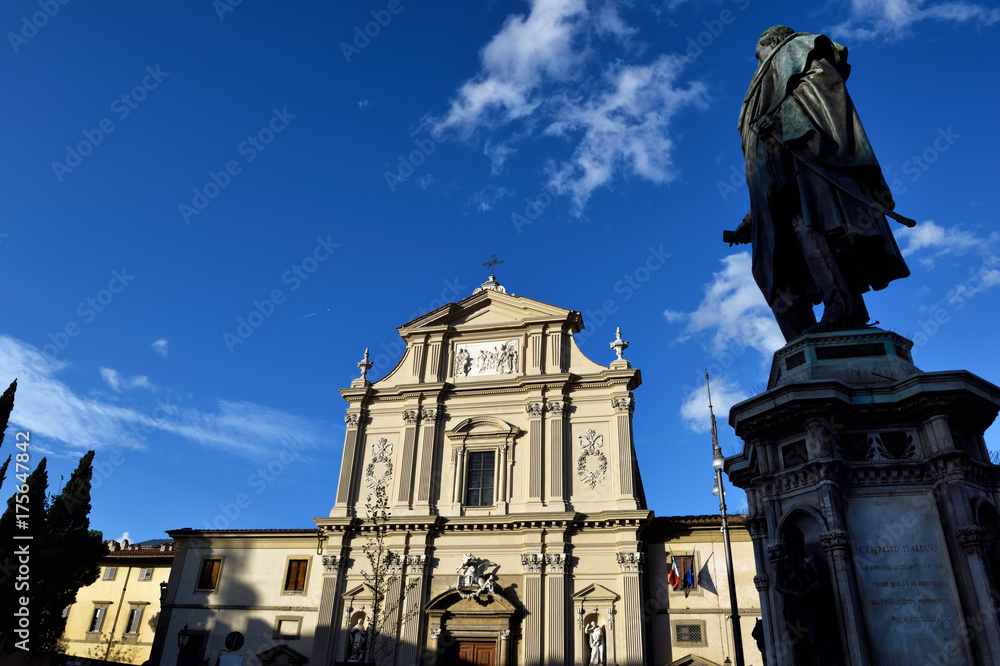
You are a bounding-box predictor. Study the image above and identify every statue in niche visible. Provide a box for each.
[585,621,605,665]
[774,527,840,665]
[455,347,471,377]
[347,617,366,662]
[726,25,910,341]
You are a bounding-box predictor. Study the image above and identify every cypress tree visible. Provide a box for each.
[0,379,16,496]
[38,451,105,651]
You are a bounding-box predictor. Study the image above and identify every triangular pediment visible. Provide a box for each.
[666,657,722,666]
[400,290,578,335]
[258,645,307,665]
[570,583,619,603]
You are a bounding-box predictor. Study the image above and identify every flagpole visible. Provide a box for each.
[707,371,745,666]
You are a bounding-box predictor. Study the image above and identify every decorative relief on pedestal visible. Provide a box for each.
[402,410,419,425]
[577,429,607,488]
[455,340,519,377]
[322,555,339,575]
[767,543,786,561]
[521,553,545,574]
[956,525,986,549]
[546,554,567,573]
[754,574,770,591]
[365,437,394,488]
[616,552,644,573]
[548,401,566,416]
[820,530,851,551]
[421,409,438,422]
[525,402,545,417]
[345,413,361,428]
[611,395,634,413]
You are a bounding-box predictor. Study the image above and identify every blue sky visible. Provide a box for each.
[3,0,999,542]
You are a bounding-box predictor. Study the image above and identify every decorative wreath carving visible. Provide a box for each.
[577,429,607,488]
[365,437,394,488]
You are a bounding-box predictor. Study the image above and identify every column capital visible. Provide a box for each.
[611,395,634,414]
[956,525,986,550]
[521,553,545,574]
[546,553,567,573]
[405,554,428,575]
[322,555,341,575]
[525,402,545,417]
[616,551,644,573]
[402,410,419,425]
[754,573,770,591]
[548,401,567,416]
[766,542,786,561]
[820,530,851,551]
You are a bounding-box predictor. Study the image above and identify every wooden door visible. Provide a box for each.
[455,641,496,665]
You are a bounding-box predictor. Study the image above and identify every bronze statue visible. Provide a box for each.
[726,26,911,341]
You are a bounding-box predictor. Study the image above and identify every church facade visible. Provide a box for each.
[151,275,761,666]
[316,274,649,666]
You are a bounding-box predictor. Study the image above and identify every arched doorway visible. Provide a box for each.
[424,589,516,665]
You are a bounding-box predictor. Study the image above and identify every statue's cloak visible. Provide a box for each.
[738,32,909,306]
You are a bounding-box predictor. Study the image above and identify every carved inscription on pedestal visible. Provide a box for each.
[847,495,971,665]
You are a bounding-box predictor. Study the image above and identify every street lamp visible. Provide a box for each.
[706,371,745,666]
[177,623,192,666]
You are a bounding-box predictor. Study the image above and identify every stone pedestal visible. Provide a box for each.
[726,329,1000,666]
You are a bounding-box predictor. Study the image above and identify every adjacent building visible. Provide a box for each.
[61,540,175,665]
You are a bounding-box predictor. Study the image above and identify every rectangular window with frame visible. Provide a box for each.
[197,559,221,590]
[125,607,144,634]
[284,559,308,592]
[670,554,698,591]
[139,567,154,581]
[464,451,495,507]
[672,621,708,647]
[89,607,107,633]
[103,567,117,580]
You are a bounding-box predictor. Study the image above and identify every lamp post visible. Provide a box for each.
[177,623,192,666]
[707,371,745,666]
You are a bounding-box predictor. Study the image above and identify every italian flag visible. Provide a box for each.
[668,555,682,590]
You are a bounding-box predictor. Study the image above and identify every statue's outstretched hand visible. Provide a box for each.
[724,211,753,246]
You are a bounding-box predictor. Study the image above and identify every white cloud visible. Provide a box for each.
[895,220,997,267]
[357,99,370,108]
[484,139,516,176]
[428,0,706,215]
[100,367,154,392]
[151,339,168,357]
[830,0,1000,40]
[117,531,130,544]
[680,375,747,433]
[430,0,587,137]
[545,55,708,213]
[0,336,330,458]
[594,3,638,43]
[468,184,513,213]
[664,252,784,361]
